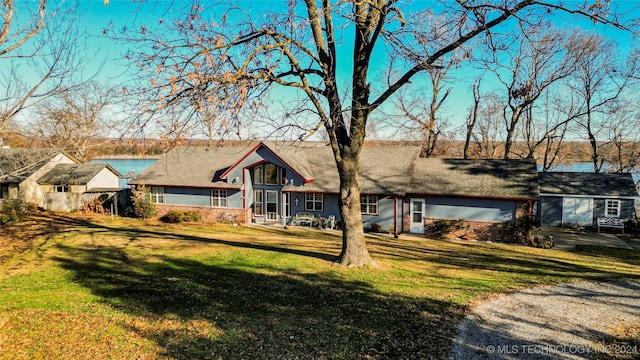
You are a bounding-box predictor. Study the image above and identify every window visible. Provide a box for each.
[254,165,263,184]
[605,200,621,217]
[149,186,164,204]
[266,190,278,220]
[305,193,323,212]
[55,184,69,193]
[360,195,379,215]
[283,193,290,217]
[211,189,227,208]
[1,183,9,199]
[280,168,287,185]
[254,190,264,216]
[265,163,278,185]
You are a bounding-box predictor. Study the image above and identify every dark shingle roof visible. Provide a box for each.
[0,148,71,183]
[131,142,543,199]
[409,158,539,199]
[261,142,316,181]
[282,144,421,195]
[539,172,637,198]
[129,144,256,188]
[38,164,121,185]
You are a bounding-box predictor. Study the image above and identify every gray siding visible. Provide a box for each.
[164,187,242,209]
[541,196,635,227]
[424,197,516,222]
[228,190,243,208]
[593,198,635,221]
[165,187,211,207]
[362,196,397,230]
[622,199,635,219]
[539,196,563,227]
[287,193,401,230]
[289,193,340,220]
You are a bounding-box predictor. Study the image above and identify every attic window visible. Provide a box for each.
[254,165,263,184]
[265,164,277,185]
[67,166,78,174]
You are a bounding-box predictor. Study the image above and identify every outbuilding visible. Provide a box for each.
[538,172,637,227]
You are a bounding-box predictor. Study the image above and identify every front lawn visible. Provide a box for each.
[1,213,639,359]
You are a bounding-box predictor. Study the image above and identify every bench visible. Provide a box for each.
[597,217,624,233]
[291,212,317,227]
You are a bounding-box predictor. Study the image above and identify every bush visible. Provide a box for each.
[425,219,466,239]
[529,234,555,249]
[160,210,200,223]
[369,223,383,233]
[126,186,157,219]
[0,200,33,225]
[477,215,552,248]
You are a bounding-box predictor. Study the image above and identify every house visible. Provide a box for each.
[37,163,122,212]
[0,148,77,207]
[408,158,539,233]
[130,141,541,234]
[538,172,637,227]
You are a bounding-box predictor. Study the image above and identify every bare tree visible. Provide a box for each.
[464,79,481,159]
[114,0,637,267]
[535,90,571,171]
[568,33,637,173]
[473,92,506,159]
[481,27,589,159]
[604,99,640,173]
[0,1,86,134]
[29,82,118,162]
[385,64,453,157]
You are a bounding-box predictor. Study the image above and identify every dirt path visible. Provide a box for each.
[449,281,640,359]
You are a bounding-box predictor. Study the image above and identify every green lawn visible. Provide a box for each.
[1,213,639,359]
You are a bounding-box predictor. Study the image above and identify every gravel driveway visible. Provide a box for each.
[449,281,640,359]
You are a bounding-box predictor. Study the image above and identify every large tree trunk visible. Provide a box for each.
[335,152,374,267]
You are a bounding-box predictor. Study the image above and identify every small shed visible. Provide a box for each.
[37,163,122,212]
[538,172,637,227]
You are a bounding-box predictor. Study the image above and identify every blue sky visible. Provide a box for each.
[13,0,640,138]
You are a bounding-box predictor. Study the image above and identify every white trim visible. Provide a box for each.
[409,198,425,234]
[562,197,593,226]
[360,195,379,215]
[150,186,165,204]
[254,189,264,216]
[304,193,323,212]
[604,199,621,217]
[211,189,228,208]
[540,193,637,200]
[266,190,278,220]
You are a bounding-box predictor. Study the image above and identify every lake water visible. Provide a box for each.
[90,158,158,188]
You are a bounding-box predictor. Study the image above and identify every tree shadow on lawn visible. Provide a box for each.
[366,238,640,284]
[42,213,339,263]
[53,245,466,360]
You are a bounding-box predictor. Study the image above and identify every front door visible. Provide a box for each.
[563,197,593,226]
[410,198,426,234]
[266,190,278,221]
